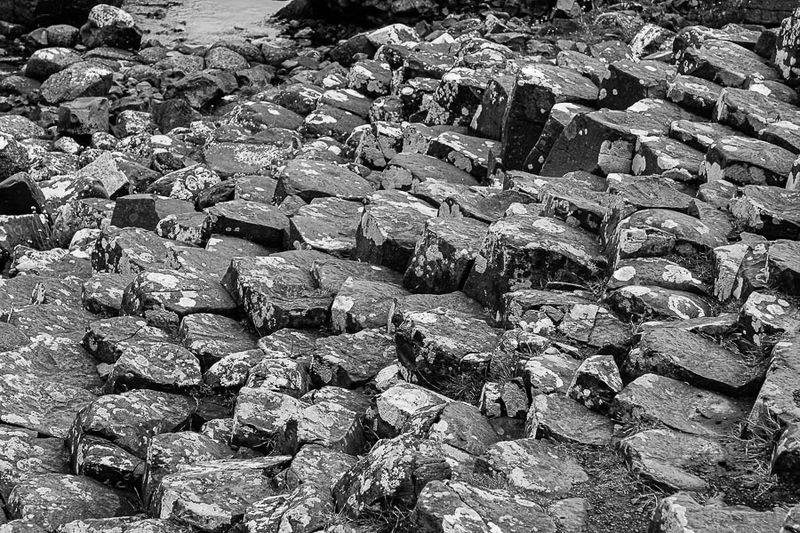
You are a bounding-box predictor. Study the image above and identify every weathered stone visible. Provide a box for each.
[567,354,623,413]
[334,434,451,516]
[625,327,762,394]
[730,186,800,240]
[287,198,363,256]
[501,63,598,170]
[40,62,113,105]
[7,475,135,531]
[679,39,779,87]
[152,457,290,532]
[310,329,395,388]
[105,341,202,393]
[464,212,605,309]
[526,394,613,446]
[414,480,556,533]
[612,373,747,437]
[395,308,500,387]
[701,136,795,188]
[475,438,588,497]
[222,251,334,336]
[275,159,372,203]
[354,190,436,271]
[749,334,800,437]
[599,59,675,109]
[178,313,257,366]
[203,200,288,248]
[649,492,785,533]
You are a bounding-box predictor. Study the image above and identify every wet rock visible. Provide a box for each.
[7,474,135,531]
[612,373,747,437]
[222,250,333,335]
[619,428,725,491]
[464,212,605,309]
[403,216,486,294]
[395,307,500,387]
[527,394,613,446]
[310,329,395,388]
[567,354,622,413]
[501,63,598,170]
[354,189,436,271]
[649,492,785,533]
[414,480,556,533]
[625,327,762,394]
[334,433,451,516]
[475,438,588,497]
[152,456,290,532]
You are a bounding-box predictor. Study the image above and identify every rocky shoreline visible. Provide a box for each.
[0,1,799,532]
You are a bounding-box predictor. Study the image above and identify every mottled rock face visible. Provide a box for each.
[0,0,123,26]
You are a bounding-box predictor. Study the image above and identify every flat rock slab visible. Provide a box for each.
[427,131,498,180]
[464,213,605,309]
[625,327,762,394]
[475,438,588,497]
[83,316,169,364]
[649,492,785,533]
[330,277,409,333]
[527,393,614,446]
[152,457,290,532]
[68,389,197,459]
[7,474,136,531]
[222,250,334,335]
[701,135,795,188]
[619,428,726,491]
[110,194,196,232]
[122,269,237,318]
[274,159,373,203]
[0,428,68,501]
[287,197,363,256]
[0,373,96,438]
[178,313,257,367]
[354,189,437,271]
[612,373,748,437]
[203,199,288,248]
[105,341,202,393]
[679,39,779,87]
[414,480,557,533]
[438,188,533,224]
[312,257,404,293]
[310,329,395,388]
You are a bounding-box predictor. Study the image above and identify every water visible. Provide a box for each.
[122,0,288,45]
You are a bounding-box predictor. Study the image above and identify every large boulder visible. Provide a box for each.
[0,0,121,26]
